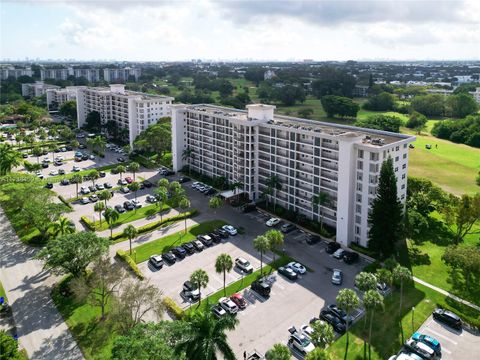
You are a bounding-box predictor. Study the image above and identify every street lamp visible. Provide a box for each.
[411,306,415,333]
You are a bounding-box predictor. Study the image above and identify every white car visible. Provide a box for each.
[49,170,59,176]
[288,262,307,274]
[72,166,80,172]
[80,197,90,204]
[289,331,315,354]
[404,339,435,359]
[43,157,50,163]
[55,156,64,161]
[131,199,142,208]
[80,186,90,195]
[266,218,281,227]
[235,257,254,273]
[333,248,346,259]
[89,155,95,160]
[191,181,200,189]
[300,324,314,339]
[120,187,130,194]
[218,297,239,314]
[146,195,157,203]
[222,225,237,236]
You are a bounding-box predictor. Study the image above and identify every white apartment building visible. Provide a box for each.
[40,68,70,81]
[171,104,415,248]
[0,66,33,80]
[70,68,100,82]
[46,86,86,111]
[21,81,60,98]
[40,68,100,82]
[76,84,174,146]
[103,68,142,83]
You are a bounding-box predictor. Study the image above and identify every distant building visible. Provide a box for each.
[21,81,60,98]
[264,70,276,80]
[40,68,70,81]
[353,85,369,97]
[40,67,100,82]
[470,88,480,104]
[103,68,142,83]
[76,84,173,146]
[70,68,100,82]
[426,89,454,96]
[0,66,33,80]
[46,86,86,111]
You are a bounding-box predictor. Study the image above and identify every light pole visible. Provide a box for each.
[411,306,415,333]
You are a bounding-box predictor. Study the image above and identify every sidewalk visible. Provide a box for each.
[413,276,480,312]
[0,207,84,360]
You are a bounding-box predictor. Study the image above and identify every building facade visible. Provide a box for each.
[103,68,142,83]
[46,86,86,111]
[21,81,60,98]
[76,84,173,146]
[171,104,415,248]
[40,68,70,81]
[40,68,100,82]
[0,67,33,80]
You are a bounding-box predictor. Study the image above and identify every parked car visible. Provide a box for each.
[212,304,227,318]
[182,242,195,254]
[219,297,239,314]
[281,223,297,233]
[49,170,59,176]
[214,228,229,238]
[288,329,315,355]
[146,195,157,203]
[204,188,217,196]
[266,217,280,227]
[120,187,130,194]
[235,257,254,273]
[99,171,106,178]
[118,179,127,185]
[149,255,164,269]
[172,246,187,259]
[198,234,213,247]
[72,166,80,172]
[80,186,90,195]
[125,176,133,184]
[95,183,105,190]
[208,232,222,243]
[192,240,204,251]
[251,279,271,298]
[88,185,96,193]
[22,153,28,159]
[45,182,53,189]
[58,169,65,175]
[278,266,298,280]
[320,310,346,334]
[410,332,441,355]
[131,199,142,209]
[117,157,125,162]
[325,242,341,254]
[404,339,435,360]
[327,304,352,325]
[123,201,134,211]
[82,155,89,161]
[162,252,176,265]
[80,197,90,205]
[104,182,113,189]
[114,204,126,213]
[89,195,98,202]
[222,224,237,236]
[432,308,462,330]
[230,293,247,310]
[179,177,191,183]
[42,162,49,168]
[241,203,256,213]
[333,248,346,259]
[182,281,200,301]
[60,179,70,186]
[343,251,359,264]
[287,262,307,274]
[306,234,320,245]
[331,269,343,285]
[142,180,153,188]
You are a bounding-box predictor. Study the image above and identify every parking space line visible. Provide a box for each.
[263,254,273,262]
[423,328,458,345]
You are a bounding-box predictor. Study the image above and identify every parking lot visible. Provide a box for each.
[416,316,480,360]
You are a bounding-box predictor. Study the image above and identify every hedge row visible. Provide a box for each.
[58,195,73,210]
[163,296,184,320]
[116,249,144,280]
[129,154,156,169]
[80,216,95,231]
[111,209,199,242]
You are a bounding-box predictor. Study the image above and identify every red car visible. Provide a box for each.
[125,176,133,184]
[230,293,247,310]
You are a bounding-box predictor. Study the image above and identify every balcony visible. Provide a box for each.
[322,142,339,151]
[297,182,312,193]
[321,171,338,182]
[321,160,337,171]
[321,150,338,161]
[321,180,337,191]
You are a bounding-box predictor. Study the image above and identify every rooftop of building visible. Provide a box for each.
[185,104,414,146]
[82,85,173,101]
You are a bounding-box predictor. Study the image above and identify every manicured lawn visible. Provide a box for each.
[46,162,130,184]
[132,220,227,264]
[276,97,327,120]
[327,283,480,360]
[357,109,409,122]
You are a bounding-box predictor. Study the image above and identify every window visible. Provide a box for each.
[402,164,406,169]
[395,167,398,172]
[355,215,361,224]
[395,156,399,162]
[355,226,360,235]
[356,183,363,191]
[402,174,406,179]
[358,149,364,159]
[356,193,362,202]
[401,184,405,189]
[370,153,379,161]
[396,146,400,151]
[357,172,363,181]
[403,144,407,148]
[403,153,407,159]
[356,204,362,213]
[357,160,363,170]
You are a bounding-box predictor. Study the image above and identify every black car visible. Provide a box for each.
[278,266,298,280]
[42,162,49,168]
[204,188,217,196]
[433,309,462,330]
[162,252,176,264]
[117,157,125,162]
[182,242,195,254]
[88,185,96,192]
[251,279,271,298]
[65,145,73,151]
[343,251,360,264]
[325,242,341,254]
[142,180,153,188]
[22,153,28,158]
[182,281,200,301]
[99,171,106,178]
[172,246,187,259]
[327,304,352,325]
[179,177,191,183]
[114,204,126,213]
[58,169,65,175]
[198,234,213,247]
[164,170,175,176]
[214,228,229,239]
[208,232,222,243]
[306,234,320,245]
[45,182,53,189]
[281,223,297,234]
[60,179,70,186]
[78,144,86,149]
[241,203,256,213]
[320,310,346,334]
[123,201,134,211]
[82,155,89,160]
[104,182,113,189]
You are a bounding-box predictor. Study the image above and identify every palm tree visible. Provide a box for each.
[154,186,168,220]
[190,269,209,307]
[336,288,360,354]
[229,181,243,203]
[181,147,194,175]
[376,268,393,288]
[32,146,42,164]
[123,224,138,255]
[0,143,22,175]
[116,165,126,181]
[158,178,169,188]
[265,343,291,360]
[393,265,412,319]
[266,175,282,213]
[128,181,140,202]
[264,229,284,266]
[215,253,233,296]
[48,144,56,163]
[70,139,79,149]
[92,136,106,155]
[104,208,119,238]
[175,309,237,360]
[363,289,384,357]
[89,169,99,187]
[127,161,140,181]
[52,217,75,237]
[179,197,191,234]
[253,235,270,275]
[98,190,112,207]
[312,192,331,232]
[310,320,335,348]
[93,201,104,225]
[208,196,223,214]
[355,272,378,292]
[71,174,83,198]
[305,348,331,360]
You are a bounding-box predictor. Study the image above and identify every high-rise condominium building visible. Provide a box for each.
[76,84,174,146]
[0,66,33,80]
[46,86,86,111]
[171,104,415,247]
[40,68,100,82]
[103,68,142,83]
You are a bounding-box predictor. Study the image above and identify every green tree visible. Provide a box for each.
[85,110,101,131]
[158,178,169,188]
[88,169,99,187]
[32,146,42,164]
[363,92,396,111]
[253,235,270,275]
[312,192,330,232]
[405,111,428,131]
[411,94,445,117]
[52,216,75,237]
[266,175,282,213]
[128,181,141,203]
[376,268,393,288]
[356,114,403,133]
[447,93,478,118]
[190,269,209,307]
[265,229,284,265]
[208,196,223,214]
[0,143,23,175]
[182,147,194,175]
[363,290,384,357]
[336,289,360,353]
[154,186,168,220]
[71,174,83,198]
[127,161,140,181]
[123,224,138,256]
[298,108,314,119]
[175,310,238,360]
[104,207,120,238]
[94,201,105,226]
[0,330,21,360]
[35,232,109,277]
[116,165,126,181]
[321,95,359,118]
[305,348,331,360]
[98,189,112,207]
[59,100,77,119]
[133,121,171,158]
[265,343,291,360]
[215,253,233,296]
[392,265,412,319]
[354,272,378,292]
[179,197,191,234]
[312,67,356,98]
[310,320,335,348]
[368,157,404,259]
[442,245,480,288]
[443,193,480,244]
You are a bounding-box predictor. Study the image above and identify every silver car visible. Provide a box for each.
[332,269,343,285]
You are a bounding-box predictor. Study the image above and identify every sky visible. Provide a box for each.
[1,0,479,61]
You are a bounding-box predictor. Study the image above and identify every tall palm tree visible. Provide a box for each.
[265,229,284,266]
[0,143,22,175]
[208,196,223,214]
[175,309,238,360]
[253,235,270,275]
[32,146,42,164]
[123,224,138,255]
[312,192,331,232]
[215,253,233,296]
[355,272,378,292]
[71,174,83,199]
[266,175,282,213]
[229,181,243,203]
[98,190,112,207]
[94,202,105,226]
[190,269,209,307]
[309,320,334,348]
[393,265,412,319]
[158,178,169,188]
[89,169,99,187]
[265,343,291,360]
[182,147,194,175]
[104,208,119,238]
[127,161,140,181]
[179,197,191,234]
[154,186,168,220]
[363,289,384,358]
[116,165,126,181]
[336,288,360,354]
[52,217,75,237]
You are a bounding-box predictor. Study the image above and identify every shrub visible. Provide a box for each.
[58,195,73,210]
[80,216,95,231]
[163,297,184,320]
[116,249,144,280]
[362,260,382,273]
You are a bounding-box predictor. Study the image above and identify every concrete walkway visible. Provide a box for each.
[0,207,84,360]
[414,276,480,312]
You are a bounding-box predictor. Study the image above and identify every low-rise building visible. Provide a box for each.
[353,85,369,97]
[21,81,60,98]
[46,86,86,111]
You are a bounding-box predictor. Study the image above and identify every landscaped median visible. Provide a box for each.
[45,162,129,184]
